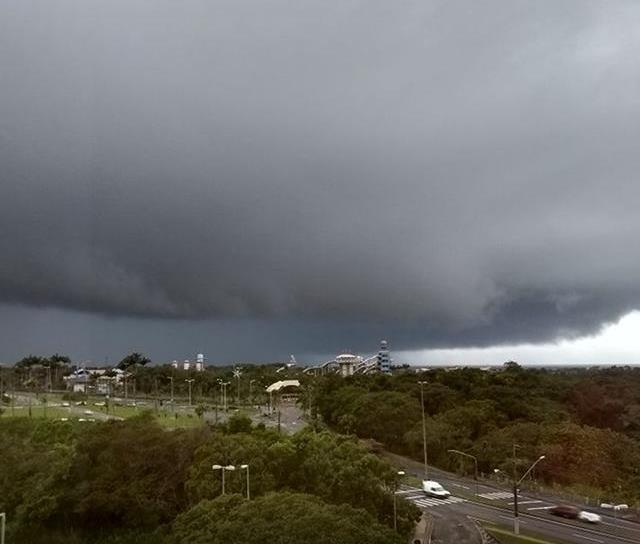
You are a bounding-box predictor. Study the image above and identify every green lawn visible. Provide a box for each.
[1,401,207,429]
[483,523,572,544]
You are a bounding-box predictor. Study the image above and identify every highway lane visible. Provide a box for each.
[398,484,640,544]
[395,459,639,538]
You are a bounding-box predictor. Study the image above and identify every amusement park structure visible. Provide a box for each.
[303,340,392,376]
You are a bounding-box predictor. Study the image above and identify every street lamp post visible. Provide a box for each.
[212,464,236,495]
[249,379,256,406]
[418,381,428,479]
[185,379,195,406]
[393,470,405,531]
[217,380,230,412]
[168,376,174,407]
[448,449,479,495]
[240,464,250,500]
[496,455,546,535]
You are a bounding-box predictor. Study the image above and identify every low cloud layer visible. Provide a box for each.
[2,1,640,358]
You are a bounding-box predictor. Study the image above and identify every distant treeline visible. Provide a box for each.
[313,364,640,503]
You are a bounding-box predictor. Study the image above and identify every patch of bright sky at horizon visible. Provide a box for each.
[397,311,640,366]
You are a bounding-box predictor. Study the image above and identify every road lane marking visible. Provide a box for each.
[449,482,470,489]
[466,499,640,544]
[508,500,542,505]
[407,495,466,509]
[478,491,513,500]
[527,506,554,511]
[572,534,603,543]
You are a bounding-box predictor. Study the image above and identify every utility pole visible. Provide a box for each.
[418,381,428,479]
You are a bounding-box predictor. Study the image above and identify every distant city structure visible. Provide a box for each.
[195,353,205,372]
[172,353,206,372]
[377,340,391,373]
[303,340,391,376]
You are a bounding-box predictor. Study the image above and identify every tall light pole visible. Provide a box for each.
[212,464,236,495]
[418,381,428,479]
[185,379,195,406]
[448,449,479,495]
[240,464,250,499]
[393,470,405,531]
[222,381,230,411]
[249,379,256,406]
[497,455,546,535]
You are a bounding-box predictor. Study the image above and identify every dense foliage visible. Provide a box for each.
[171,492,405,544]
[0,414,419,543]
[314,365,640,503]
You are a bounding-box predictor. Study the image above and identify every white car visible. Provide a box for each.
[578,511,601,524]
[422,480,451,498]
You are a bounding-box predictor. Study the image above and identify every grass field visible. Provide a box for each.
[483,523,571,544]
[1,400,207,429]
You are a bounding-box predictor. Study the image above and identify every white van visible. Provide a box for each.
[422,480,451,498]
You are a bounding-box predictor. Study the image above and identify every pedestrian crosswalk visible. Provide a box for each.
[477,491,513,500]
[396,486,466,510]
[409,495,466,509]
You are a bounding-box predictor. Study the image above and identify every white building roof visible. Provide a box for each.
[265,379,301,393]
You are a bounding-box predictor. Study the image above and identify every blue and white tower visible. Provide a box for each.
[377,340,391,373]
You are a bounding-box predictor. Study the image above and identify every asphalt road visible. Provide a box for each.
[398,483,640,544]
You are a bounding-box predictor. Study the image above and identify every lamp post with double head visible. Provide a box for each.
[185,378,195,406]
[212,464,236,495]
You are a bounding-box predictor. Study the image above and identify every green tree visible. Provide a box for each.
[171,492,407,544]
[117,352,151,370]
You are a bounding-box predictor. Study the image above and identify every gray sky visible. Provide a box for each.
[1,1,640,364]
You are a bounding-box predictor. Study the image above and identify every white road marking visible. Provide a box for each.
[508,500,543,505]
[572,533,604,543]
[478,491,513,500]
[407,495,466,509]
[449,482,470,489]
[527,506,554,511]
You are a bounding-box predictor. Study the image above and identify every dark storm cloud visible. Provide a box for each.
[2,0,640,357]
